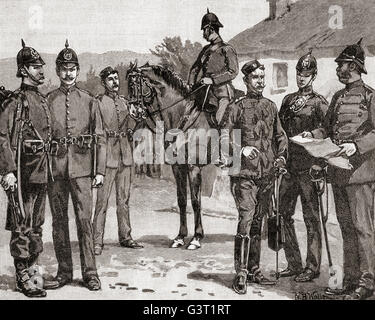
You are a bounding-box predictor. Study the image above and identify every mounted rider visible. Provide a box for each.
[179,9,239,130]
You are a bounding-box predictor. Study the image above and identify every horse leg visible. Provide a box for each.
[187,165,203,250]
[170,164,188,248]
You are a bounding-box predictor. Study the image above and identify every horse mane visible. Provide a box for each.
[150,65,190,96]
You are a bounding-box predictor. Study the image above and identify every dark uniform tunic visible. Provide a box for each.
[312,79,375,291]
[0,83,51,268]
[47,84,106,281]
[224,92,288,273]
[278,89,328,273]
[93,91,136,247]
[188,36,239,127]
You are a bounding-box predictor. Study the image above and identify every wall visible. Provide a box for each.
[233,56,375,109]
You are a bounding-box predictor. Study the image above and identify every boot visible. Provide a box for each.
[233,234,250,295]
[15,268,46,298]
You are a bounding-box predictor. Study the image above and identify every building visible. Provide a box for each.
[229,0,375,107]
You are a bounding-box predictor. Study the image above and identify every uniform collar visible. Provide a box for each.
[298,86,313,96]
[59,84,77,95]
[20,83,39,93]
[105,90,119,100]
[246,91,263,99]
[346,79,363,91]
[211,36,223,45]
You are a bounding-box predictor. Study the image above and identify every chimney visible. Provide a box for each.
[267,0,297,20]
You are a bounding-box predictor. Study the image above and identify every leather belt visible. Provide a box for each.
[54,134,96,148]
[332,138,353,145]
[22,139,58,155]
[106,129,130,138]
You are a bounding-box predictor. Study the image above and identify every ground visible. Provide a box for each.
[0,174,351,300]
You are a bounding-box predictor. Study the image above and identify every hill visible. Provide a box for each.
[0,50,159,91]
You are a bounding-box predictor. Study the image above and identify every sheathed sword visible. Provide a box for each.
[309,164,335,276]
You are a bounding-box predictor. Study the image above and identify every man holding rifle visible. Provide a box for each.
[0,40,57,297]
[302,39,375,300]
[46,40,106,291]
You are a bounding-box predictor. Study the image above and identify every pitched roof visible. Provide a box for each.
[229,0,375,59]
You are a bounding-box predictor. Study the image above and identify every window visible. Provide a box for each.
[273,62,288,89]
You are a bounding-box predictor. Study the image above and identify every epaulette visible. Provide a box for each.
[95,94,104,101]
[235,96,246,104]
[363,83,375,94]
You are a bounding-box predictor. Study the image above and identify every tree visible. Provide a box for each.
[150,36,203,80]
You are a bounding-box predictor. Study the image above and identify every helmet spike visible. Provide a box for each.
[65,39,69,48]
[21,39,25,48]
[207,8,210,14]
[308,47,313,55]
[357,37,363,46]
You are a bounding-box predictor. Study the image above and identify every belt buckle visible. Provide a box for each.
[59,137,67,146]
[32,144,37,154]
[50,141,59,155]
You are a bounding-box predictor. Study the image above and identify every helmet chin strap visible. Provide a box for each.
[23,66,43,85]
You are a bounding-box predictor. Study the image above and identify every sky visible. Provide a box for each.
[0,0,269,59]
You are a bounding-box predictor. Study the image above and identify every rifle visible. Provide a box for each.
[267,167,287,280]
[309,164,335,276]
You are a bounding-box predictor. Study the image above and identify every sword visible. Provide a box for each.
[309,165,334,276]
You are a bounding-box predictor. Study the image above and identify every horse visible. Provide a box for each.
[127,61,221,250]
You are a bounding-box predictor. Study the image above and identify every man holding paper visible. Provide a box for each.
[303,39,375,300]
[278,51,329,282]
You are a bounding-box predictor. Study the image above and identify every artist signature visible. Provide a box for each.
[295,291,329,300]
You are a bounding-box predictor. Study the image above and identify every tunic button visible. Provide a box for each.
[358,112,362,117]
[67,110,70,115]
[66,97,69,102]
[67,117,70,121]
[66,103,70,107]
[67,132,71,136]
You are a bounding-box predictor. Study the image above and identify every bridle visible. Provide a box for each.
[127,68,164,132]
[127,65,209,133]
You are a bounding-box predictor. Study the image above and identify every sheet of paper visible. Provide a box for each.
[290,136,352,170]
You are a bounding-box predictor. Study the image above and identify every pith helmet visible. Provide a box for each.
[16,39,45,78]
[56,39,79,66]
[201,9,223,30]
[335,38,367,74]
[296,49,317,76]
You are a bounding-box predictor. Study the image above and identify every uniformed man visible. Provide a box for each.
[180,9,239,130]
[303,39,375,300]
[0,40,59,297]
[223,60,288,294]
[278,51,328,282]
[93,66,143,255]
[46,40,106,291]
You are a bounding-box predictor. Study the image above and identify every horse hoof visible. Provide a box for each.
[187,238,201,250]
[170,238,185,248]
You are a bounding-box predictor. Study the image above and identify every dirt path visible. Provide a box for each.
[0,177,345,300]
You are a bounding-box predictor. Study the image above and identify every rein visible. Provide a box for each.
[149,84,206,116]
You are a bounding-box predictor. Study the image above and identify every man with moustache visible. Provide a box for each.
[92,66,143,256]
[277,51,328,282]
[179,9,239,130]
[303,39,375,300]
[45,40,106,291]
[222,60,288,294]
[0,40,59,297]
